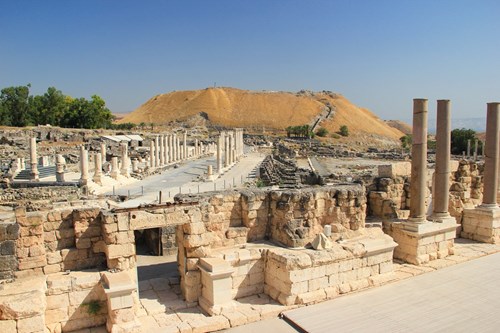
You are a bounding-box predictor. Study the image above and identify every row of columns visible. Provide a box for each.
[409,100,500,225]
[216,128,244,174]
[148,132,217,169]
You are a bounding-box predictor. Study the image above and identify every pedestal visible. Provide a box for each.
[461,206,500,244]
[388,219,458,265]
[198,257,234,316]
[102,271,141,333]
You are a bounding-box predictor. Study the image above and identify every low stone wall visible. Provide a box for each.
[0,220,18,280]
[264,229,396,306]
[45,270,107,333]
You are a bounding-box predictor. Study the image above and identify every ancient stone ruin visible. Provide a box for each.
[0,101,499,332]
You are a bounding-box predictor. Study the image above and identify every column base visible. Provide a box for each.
[198,258,234,316]
[461,206,500,244]
[387,219,458,265]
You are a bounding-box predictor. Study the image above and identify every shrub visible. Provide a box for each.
[316,127,328,137]
[339,125,349,137]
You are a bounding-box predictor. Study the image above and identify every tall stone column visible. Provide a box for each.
[408,99,428,223]
[183,131,188,160]
[390,98,457,265]
[29,137,39,181]
[224,134,229,168]
[120,143,130,177]
[195,139,199,157]
[431,100,452,220]
[55,154,65,182]
[110,157,119,180]
[93,152,103,185]
[176,135,181,161]
[79,146,89,185]
[474,139,478,161]
[101,142,107,162]
[159,135,165,166]
[168,134,173,162]
[462,103,500,244]
[150,141,156,168]
[217,134,223,173]
[467,139,471,158]
[155,136,160,167]
[163,135,170,164]
[482,103,500,207]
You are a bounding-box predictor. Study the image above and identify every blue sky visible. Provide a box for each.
[1,1,499,122]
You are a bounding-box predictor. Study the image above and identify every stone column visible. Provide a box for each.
[207,165,213,179]
[55,154,65,182]
[79,146,89,185]
[93,152,103,185]
[120,143,129,177]
[168,134,173,162]
[159,135,165,166]
[163,135,170,164]
[29,137,39,181]
[155,136,160,167]
[431,100,452,220]
[217,135,223,173]
[229,133,234,164]
[224,134,229,168]
[482,103,500,207]
[462,103,500,244]
[195,139,199,157]
[183,131,188,160]
[409,99,428,223]
[474,139,478,161]
[467,139,471,158]
[176,135,181,161]
[101,143,106,162]
[150,141,156,168]
[131,158,138,173]
[110,157,119,179]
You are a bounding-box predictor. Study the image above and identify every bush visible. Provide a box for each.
[331,133,340,139]
[339,125,349,137]
[400,134,412,149]
[316,127,328,137]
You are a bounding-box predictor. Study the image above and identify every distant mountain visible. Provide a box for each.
[427,117,486,134]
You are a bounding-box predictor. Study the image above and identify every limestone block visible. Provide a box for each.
[296,290,326,305]
[183,222,206,235]
[106,244,135,259]
[45,308,69,324]
[378,162,411,178]
[47,275,72,295]
[0,320,16,332]
[17,315,45,333]
[46,294,70,310]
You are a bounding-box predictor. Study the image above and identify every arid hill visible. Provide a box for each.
[120,87,404,142]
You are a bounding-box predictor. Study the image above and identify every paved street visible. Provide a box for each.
[109,151,266,208]
[228,251,500,333]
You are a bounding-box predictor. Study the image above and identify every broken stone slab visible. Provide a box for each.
[311,233,332,250]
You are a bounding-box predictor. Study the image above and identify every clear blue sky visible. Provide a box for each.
[1,0,499,122]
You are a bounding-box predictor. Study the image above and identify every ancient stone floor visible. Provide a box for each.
[123,238,500,333]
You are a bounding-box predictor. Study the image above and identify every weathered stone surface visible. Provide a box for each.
[0,290,46,320]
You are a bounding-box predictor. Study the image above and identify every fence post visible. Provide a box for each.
[113,186,115,196]
[128,190,130,198]
[159,191,162,204]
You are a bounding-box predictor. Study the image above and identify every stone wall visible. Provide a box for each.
[0,220,19,279]
[45,271,107,333]
[264,229,395,306]
[368,160,483,230]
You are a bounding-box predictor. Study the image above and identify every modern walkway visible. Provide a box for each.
[229,242,500,333]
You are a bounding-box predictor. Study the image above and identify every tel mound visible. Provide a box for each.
[121,87,405,142]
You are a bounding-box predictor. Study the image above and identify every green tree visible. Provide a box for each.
[0,85,32,126]
[451,128,480,155]
[316,127,328,137]
[30,87,67,126]
[339,125,349,137]
[400,134,412,149]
